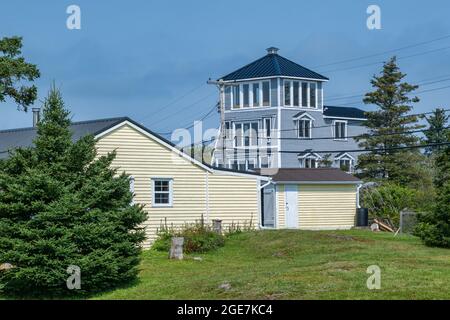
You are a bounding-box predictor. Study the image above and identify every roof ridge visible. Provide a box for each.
[0,116,128,133]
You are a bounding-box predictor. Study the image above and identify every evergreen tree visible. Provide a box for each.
[0,36,40,111]
[0,87,147,296]
[356,57,426,185]
[416,129,450,247]
[424,108,449,155]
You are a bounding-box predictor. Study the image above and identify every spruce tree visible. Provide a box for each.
[0,87,147,296]
[424,108,449,155]
[356,57,426,185]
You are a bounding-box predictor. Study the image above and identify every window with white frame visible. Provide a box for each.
[297,119,312,139]
[233,85,240,109]
[234,122,258,147]
[262,81,270,106]
[284,80,291,106]
[293,81,300,106]
[299,154,320,168]
[339,159,352,172]
[243,84,250,108]
[252,83,260,107]
[335,153,354,173]
[309,83,316,108]
[301,82,308,107]
[334,120,347,140]
[152,178,173,207]
[263,117,272,138]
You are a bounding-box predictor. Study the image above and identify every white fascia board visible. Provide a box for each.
[220,76,329,83]
[323,116,367,121]
[94,120,214,173]
[273,180,362,185]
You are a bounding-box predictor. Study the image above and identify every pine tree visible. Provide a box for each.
[0,87,147,296]
[356,57,427,185]
[424,108,449,155]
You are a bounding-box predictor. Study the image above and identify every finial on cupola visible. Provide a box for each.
[266,47,279,55]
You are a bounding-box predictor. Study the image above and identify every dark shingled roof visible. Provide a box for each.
[323,106,367,120]
[0,117,127,159]
[256,168,361,184]
[220,49,328,81]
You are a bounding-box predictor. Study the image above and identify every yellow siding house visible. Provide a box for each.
[94,118,268,247]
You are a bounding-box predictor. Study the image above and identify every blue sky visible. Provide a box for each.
[1,0,450,137]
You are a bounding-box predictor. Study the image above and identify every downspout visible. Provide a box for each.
[356,183,362,209]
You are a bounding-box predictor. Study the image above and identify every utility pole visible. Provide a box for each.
[207,78,238,167]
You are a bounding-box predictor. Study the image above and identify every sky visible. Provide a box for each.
[1,0,450,139]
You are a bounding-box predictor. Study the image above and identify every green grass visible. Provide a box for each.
[93,229,450,300]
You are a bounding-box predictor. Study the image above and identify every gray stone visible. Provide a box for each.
[169,237,184,260]
[218,282,231,291]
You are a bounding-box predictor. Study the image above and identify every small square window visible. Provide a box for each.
[152,179,173,207]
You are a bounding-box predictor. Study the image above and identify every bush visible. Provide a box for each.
[153,219,225,254]
[361,183,420,226]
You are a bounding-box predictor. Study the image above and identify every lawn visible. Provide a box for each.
[94,229,450,300]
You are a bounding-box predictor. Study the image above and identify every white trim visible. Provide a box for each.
[205,172,210,222]
[129,176,135,205]
[323,116,367,121]
[297,152,322,159]
[151,178,173,207]
[334,152,355,161]
[94,120,214,173]
[275,184,279,228]
[292,112,316,121]
[273,181,362,185]
[332,119,348,141]
[220,76,329,83]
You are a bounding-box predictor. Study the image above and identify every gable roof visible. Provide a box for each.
[0,117,127,159]
[220,48,328,81]
[0,116,264,179]
[256,168,361,184]
[323,106,367,120]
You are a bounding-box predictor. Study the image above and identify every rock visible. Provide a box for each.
[0,263,14,271]
[218,282,231,291]
[370,223,380,232]
[193,257,203,261]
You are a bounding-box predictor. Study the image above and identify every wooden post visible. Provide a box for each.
[213,219,222,234]
[169,237,184,260]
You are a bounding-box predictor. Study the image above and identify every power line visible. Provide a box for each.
[320,45,450,74]
[312,34,450,69]
[277,142,450,154]
[138,83,206,123]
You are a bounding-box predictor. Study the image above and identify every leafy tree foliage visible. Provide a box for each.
[0,87,147,296]
[0,36,40,111]
[416,129,450,247]
[356,57,427,186]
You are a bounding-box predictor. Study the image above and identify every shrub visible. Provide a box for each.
[361,183,420,226]
[153,218,225,254]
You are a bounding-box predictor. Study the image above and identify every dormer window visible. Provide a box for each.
[298,152,321,168]
[335,153,355,173]
[294,113,315,139]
